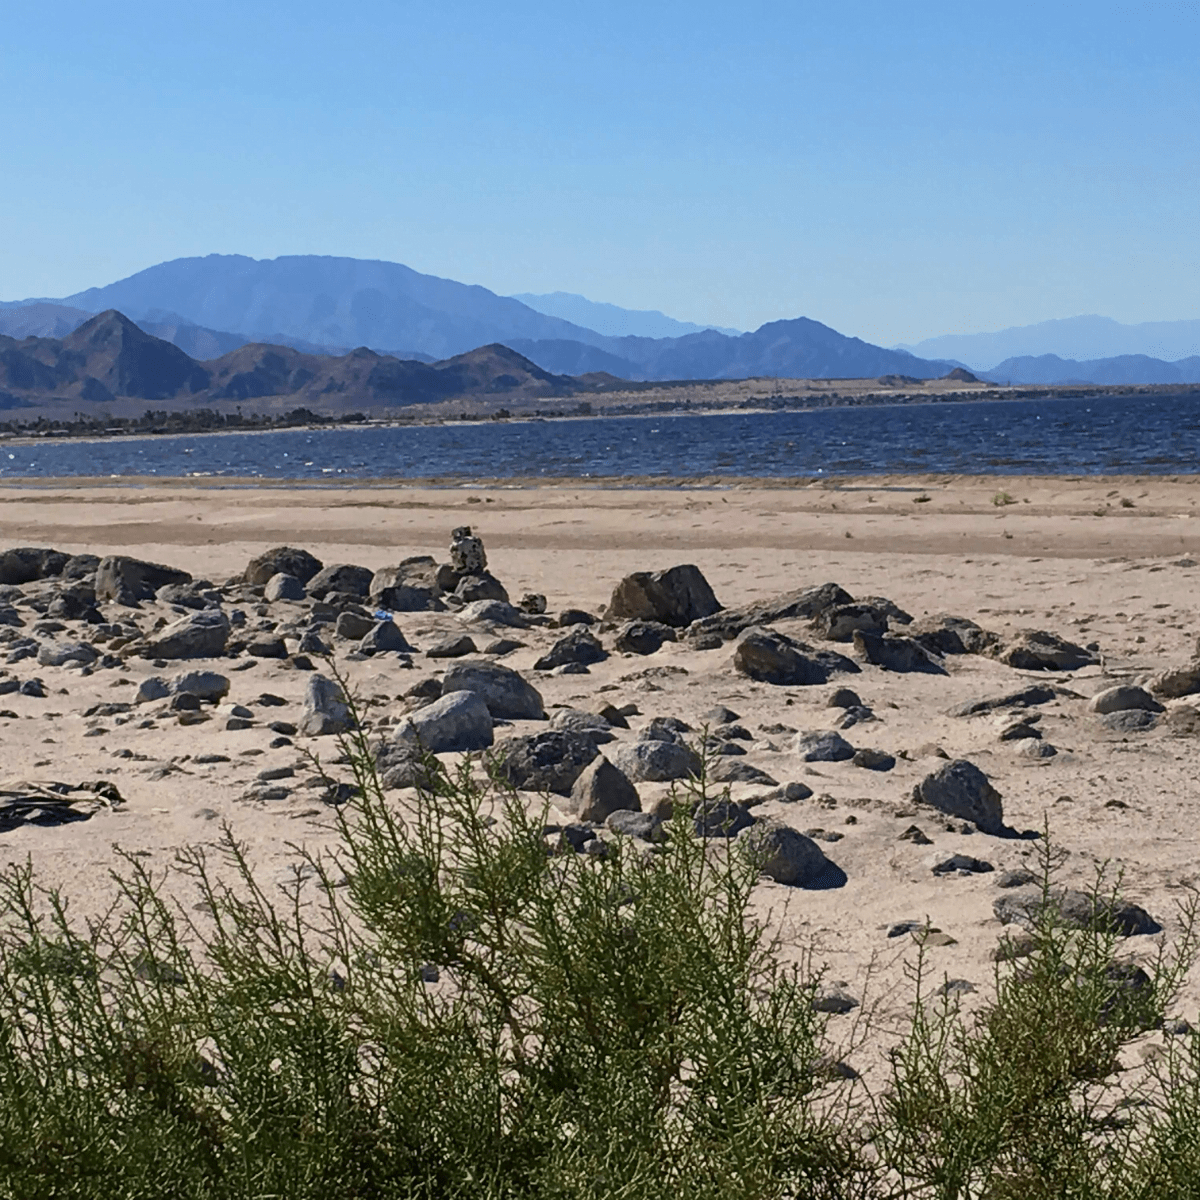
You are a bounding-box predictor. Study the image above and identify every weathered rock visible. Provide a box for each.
[740,822,835,886]
[144,609,231,660]
[913,759,1004,835]
[859,596,913,626]
[566,756,641,823]
[948,684,1058,718]
[1099,709,1158,733]
[534,627,608,671]
[482,637,524,656]
[360,620,411,655]
[37,640,97,668]
[609,738,700,783]
[393,690,494,753]
[453,573,510,605]
[852,748,895,771]
[852,630,947,674]
[994,887,1160,936]
[813,983,859,1014]
[613,620,676,655]
[995,713,1042,740]
[795,730,855,762]
[457,599,530,628]
[549,708,616,744]
[827,688,863,709]
[908,613,999,657]
[995,629,1097,671]
[375,741,443,790]
[0,548,68,586]
[96,555,191,605]
[369,557,443,611]
[306,564,374,601]
[495,730,598,795]
[519,593,548,615]
[733,627,859,686]
[605,810,664,842]
[607,564,721,628]
[169,670,230,702]
[708,760,779,786]
[157,582,218,610]
[703,704,742,725]
[834,705,875,729]
[931,853,994,876]
[996,868,1038,889]
[449,526,487,575]
[264,572,306,602]
[426,634,477,658]
[245,636,288,659]
[1088,685,1164,715]
[817,603,890,642]
[47,586,99,621]
[1017,739,1058,759]
[685,581,854,642]
[335,611,375,641]
[244,546,323,587]
[60,553,100,581]
[557,607,594,625]
[135,676,170,703]
[299,674,354,737]
[693,797,755,838]
[440,660,544,720]
[1147,660,1200,700]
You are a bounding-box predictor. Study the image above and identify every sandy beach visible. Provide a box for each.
[3,472,1200,1076]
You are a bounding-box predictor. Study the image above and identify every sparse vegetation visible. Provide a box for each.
[993,491,1017,507]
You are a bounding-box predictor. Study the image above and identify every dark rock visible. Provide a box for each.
[534,627,608,671]
[264,572,306,602]
[550,708,615,744]
[454,573,510,605]
[37,641,97,668]
[852,630,947,674]
[613,620,677,655]
[495,730,598,795]
[297,630,330,656]
[457,599,530,628]
[1099,709,1158,733]
[157,582,218,610]
[306,564,373,600]
[244,547,323,587]
[605,810,664,841]
[426,634,477,658]
[440,660,544,720]
[708,759,779,786]
[741,822,835,886]
[169,692,202,711]
[135,676,170,703]
[703,704,742,724]
[360,620,411,655]
[795,730,854,762]
[60,553,100,581]
[0,548,68,586]
[948,684,1058,718]
[733,627,859,686]
[931,853,994,875]
[817,603,890,642]
[693,797,755,838]
[913,759,1004,835]
[334,611,375,641]
[47,586,99,621]
[299,674,354,737]
[369,557,443,611]
[908,613,999,657]
[713,723,752,741]
[596,703,630,728]
[558,608,595,626]
[644,715,691,739]
[246,636,288,659]
[519,593,548,614]
[95,555,191,605]
[144,609,230,659]
[898,824,934,845]
[859,596,913,626]
[995,629,1097,671]
[481,637,523,656]
[996,868,1037,888]
[813,983,859,1014]
[169,670,229,702]
[686,581,853,642]
[19,678,46,697]
[834,705,876,729]
[852,748,895,771]
[1147,660,1200,700]
[606,564,721,628]
[394,690,493,753]
[994,888,1161,936]
[566,756,641,823]
[827,687,862,709]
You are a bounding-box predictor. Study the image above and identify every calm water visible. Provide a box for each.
[2,393,1198,481]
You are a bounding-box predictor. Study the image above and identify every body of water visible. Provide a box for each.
[2,393,1198,481]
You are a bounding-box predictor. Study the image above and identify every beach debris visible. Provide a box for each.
[0,779,124,829]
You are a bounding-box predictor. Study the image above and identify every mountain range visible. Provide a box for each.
[511,291,740,339]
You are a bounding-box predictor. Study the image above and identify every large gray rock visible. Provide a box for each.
[135,676,170,703]
[335,611,375,641]
[1087,685,1164,715]
[144,609,231,659]
[37,640,97,668]
[733,627,859,686]
[908,613,999,657]
[95,555,191,605]
[169,670,230,702]
[299,674,354,737]
[550,708,616,744]
[393,690,493,753]
[360,620,411,655]
[913,759,1004,835]
[794,730,855,762]
[852,630,947,674]
[995,630,1097,672]
[1147,660,1200,700]
[264,572,306,602]
[369,557,443,611]
[495,730,598,795]
[817,603,890,642]
[994,887,1160,936]
[686,581,853,642]
[453,573,510,605]
[457,599,530,628]
[566,756,641,823]
[607,564,721,628]
[0,547,68,586]
[306,564,374,600]
[534,627,607,671]
[244,546,323,587]
[609,738,701,783]
[440,660,544,720]
[740,822,834,886]
[613,620,676,655]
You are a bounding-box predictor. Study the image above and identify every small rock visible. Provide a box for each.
[996,868,1037,888]
[144,609,231,660]
[605,810,664,842]
[426,634,477,659]
[360,620,411,655]
[852,630,946,674]
[482,637,523,656]
[826,688,863,709]
[693,798,755,838]
[550,708,615,744]
[534,627,607,671]
[1018,740,1058,758]
[852,748,895,771]
[135,676,170,704]
[609,738,700,783]
[994,887,1160,936]
[495,730,598,795]
[440,660,544,720]
[734,627,859,686]
[898,825,934,845]
[169,670,230,702]
[703,704,742,725]
[557,607,593,625]
[244,547,323,587]
[307,564,374,601]
[812,983,859,1014]
[246,636,288,659]
[37,641,98,668]
[1099,710,1157,733]
[931,853,994,876]
[936,979,976,997]
[606,564,721,627]
[613,620,677,655]
[795,730,855,762]
[708,760,779,786]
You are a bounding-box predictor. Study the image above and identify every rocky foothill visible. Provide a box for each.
[2,526,1198,1066]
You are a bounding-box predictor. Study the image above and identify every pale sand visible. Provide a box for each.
[2,473,1199,1072]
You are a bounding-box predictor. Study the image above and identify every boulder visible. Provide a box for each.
[1099,709,1158,733]
[852,748,895,771]
[908,613,999,657]
[817,603,890,642]
[375,741,443,791]
[795,730,855,762]
[453,573,510,605]
[60,553,101,581]
[827,688,863,709]
[440,660,545,720]
[0,548,68,586]
[47,586,99,621]
[913,759,1004,835]
[369,557,443,611]
[995,630,1097,672]
[609,738,701,783]
[948,684,1058,718]
[393,690,493,753]
[1147,660,1200,700]
[693,798,755,838]
[852,630,947,674]
[685,581,853,642]
[157,582,217,610]
[534,627,608,671]
[605,811,664,842]
[299,674,354,737]
[306,564,374,601]
[95,555,191,605]
[264,572,306,602]
[244,546,323,587]
[1087,685,1164,715]
[613,620,676,655]
[426,634,477,659]
[245,636,288,659]
[335,611,375,641]
[495,730,598,795]
[708,760,779,786]
[37,640,97,668]
[740,822,834,886]
[606,564,721,628]
[550,708,616,744]
[168,670,230,702]
[733,627,859,686]
[359,620,411,655]
[557,607,594,626]
[566,756,641,823]
[994,887,1160,936]
[144,609,231,660]
[457,599,530,628]
[135,676,170,703]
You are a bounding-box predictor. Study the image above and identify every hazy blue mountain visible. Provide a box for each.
[985,353,1200,386]
[0,302,96,339]
[506,339,644,378]
[511,291,740,339]
[63,254,611,360]
[904,315,1200,370]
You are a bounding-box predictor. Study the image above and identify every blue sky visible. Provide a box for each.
[2,1,1197,345]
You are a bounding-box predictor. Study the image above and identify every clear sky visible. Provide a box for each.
[2,1,1197,345]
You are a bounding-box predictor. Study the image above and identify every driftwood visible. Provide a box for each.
[0,780,125,829]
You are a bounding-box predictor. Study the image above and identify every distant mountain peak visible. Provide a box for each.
[511,291,742,339]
